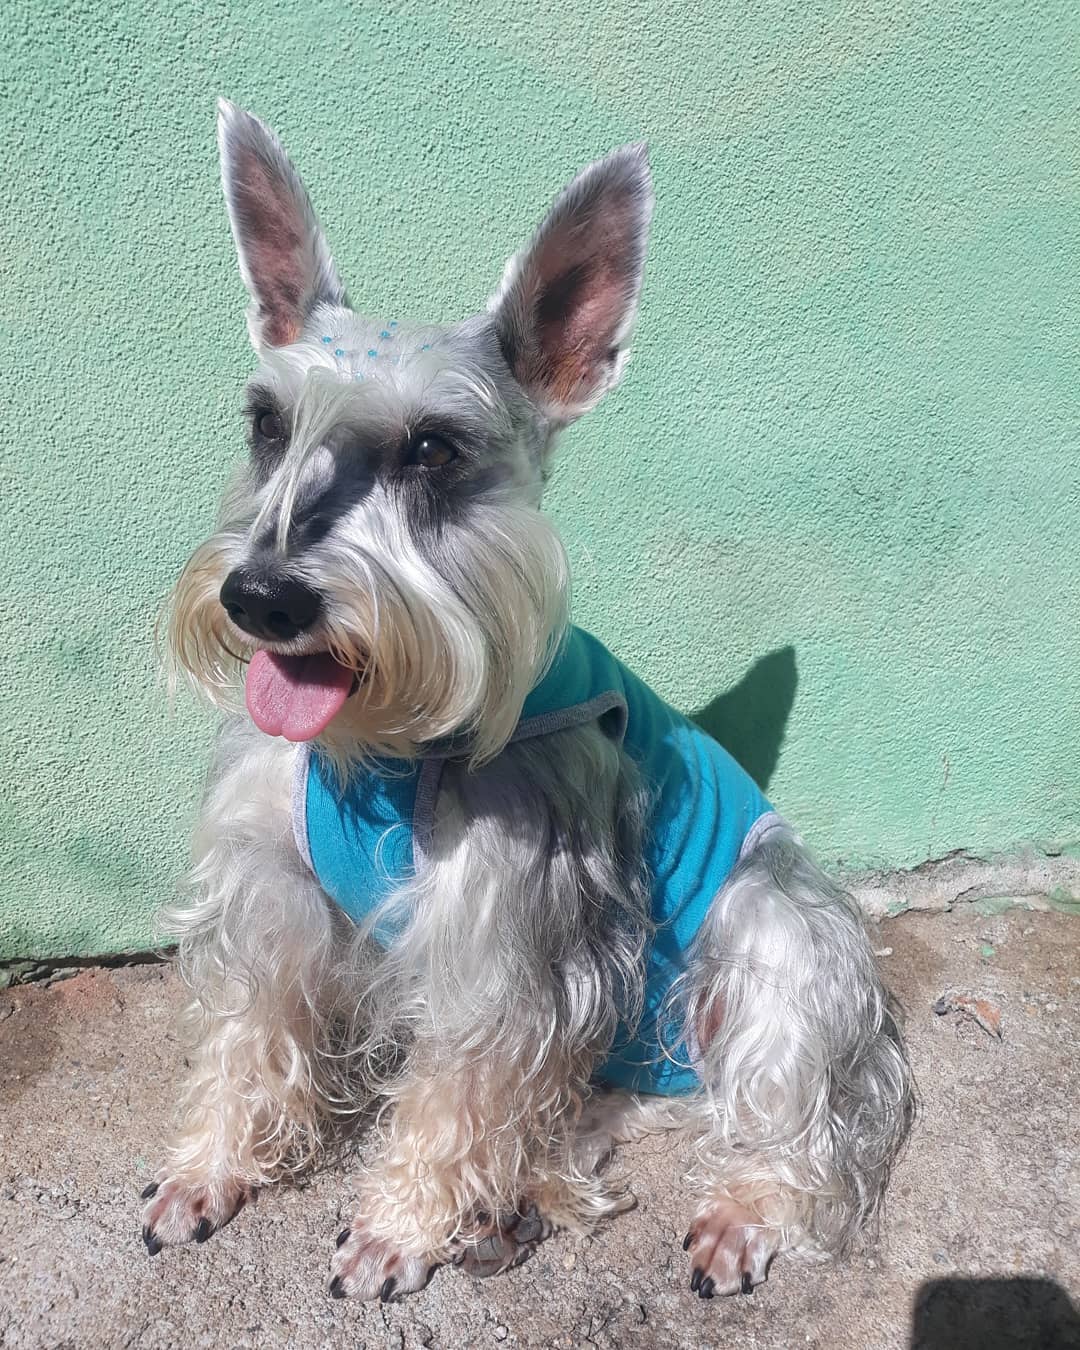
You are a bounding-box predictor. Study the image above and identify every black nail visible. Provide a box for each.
[336,1228,351,1248]
[690,1267,703,1293]
[379,1277,397,1303]
[142,1226,162,1257]
[329,1275,345,1299]
[194,1218,212,1244]
[741,1272,754,1295]
[699,1277,715,1300]
[141,1181,159,1200]
[682,1231,693,1251]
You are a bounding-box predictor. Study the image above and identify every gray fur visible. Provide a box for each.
[148,103,913,1303]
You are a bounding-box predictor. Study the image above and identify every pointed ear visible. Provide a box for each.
[488,144,653,422]
[217,99,346,350]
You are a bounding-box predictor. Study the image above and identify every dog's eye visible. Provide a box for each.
[410,435,457,469]
[256,410,285,441]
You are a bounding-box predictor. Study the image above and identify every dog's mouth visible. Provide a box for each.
[245,649,356,742]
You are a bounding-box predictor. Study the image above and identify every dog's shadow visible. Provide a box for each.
[691,645,797,791]
[910,1276,1080,1349]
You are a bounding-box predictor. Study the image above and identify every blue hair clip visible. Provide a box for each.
[367,349,378,359]
[320,335,332,344]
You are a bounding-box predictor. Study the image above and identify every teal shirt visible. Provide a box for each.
[293,626,778,1095]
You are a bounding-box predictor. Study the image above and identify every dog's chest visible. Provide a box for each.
[290,628,780,1096]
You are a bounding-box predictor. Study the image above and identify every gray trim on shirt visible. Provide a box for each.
[291,741,315,874]
[509,690,628,747]
[411,756,446,872]
[738,810,787,859]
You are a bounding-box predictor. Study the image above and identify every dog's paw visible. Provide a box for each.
[682,1198,780,1298]
[329,1221,437,1301]
[139,1174,252,1253]
[455,1203,553,1279]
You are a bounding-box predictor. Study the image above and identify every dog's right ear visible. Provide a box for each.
[217,99,346,350]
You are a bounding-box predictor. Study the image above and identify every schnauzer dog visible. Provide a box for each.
[142,100,913,1302]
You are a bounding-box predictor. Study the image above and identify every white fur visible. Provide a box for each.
[144,104,913,1304]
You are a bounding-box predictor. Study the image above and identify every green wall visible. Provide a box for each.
[3,1,1078,958]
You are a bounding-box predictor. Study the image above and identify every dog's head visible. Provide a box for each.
[169,101,653,763]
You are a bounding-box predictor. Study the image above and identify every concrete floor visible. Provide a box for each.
[1,905,1078,1350]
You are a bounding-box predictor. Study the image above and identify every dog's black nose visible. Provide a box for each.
[220,567,322,642]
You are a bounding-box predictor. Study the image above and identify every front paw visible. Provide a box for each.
[683,1197,781,1298]
[455,1204,553,1278]
[139,1173,252,1253]
[329,1221,437,1301]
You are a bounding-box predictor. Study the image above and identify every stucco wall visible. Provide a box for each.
[2,1,1078,958]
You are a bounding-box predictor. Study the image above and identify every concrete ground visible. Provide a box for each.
[1,905,1078,1350]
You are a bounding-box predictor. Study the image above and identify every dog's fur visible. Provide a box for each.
[142,101,914,1301]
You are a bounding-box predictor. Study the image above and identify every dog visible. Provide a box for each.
[142,100,914,1303]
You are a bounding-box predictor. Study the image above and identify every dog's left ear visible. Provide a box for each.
[489,145,653,423]
[217,99,346,350]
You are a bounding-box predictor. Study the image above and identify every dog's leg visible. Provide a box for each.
[449,1090,689,1277]
[142,722,353,1251]
[681,826,914,1298]
[329,722,651,1299]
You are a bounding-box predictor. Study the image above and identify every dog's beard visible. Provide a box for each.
[165,529,248,702]
[165,500,570,767]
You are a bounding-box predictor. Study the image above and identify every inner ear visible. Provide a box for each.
[491,144,653,422]
[218,101,345,350]
[535,258,628,406]
[228,149,310,346]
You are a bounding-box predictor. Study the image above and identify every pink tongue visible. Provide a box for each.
[245,650,354,741]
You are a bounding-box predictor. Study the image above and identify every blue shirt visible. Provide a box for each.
[293,626,778,1095]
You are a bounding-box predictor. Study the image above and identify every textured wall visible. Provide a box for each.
[2,1,1078,958]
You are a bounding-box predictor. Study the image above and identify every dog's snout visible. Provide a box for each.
[220,567,322,642]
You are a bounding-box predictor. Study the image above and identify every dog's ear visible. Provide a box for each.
[489,145,653,423]
[217,99,346,350]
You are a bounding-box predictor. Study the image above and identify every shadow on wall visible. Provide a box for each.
[692,646,798,792]
[910,1277,1080,1350]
